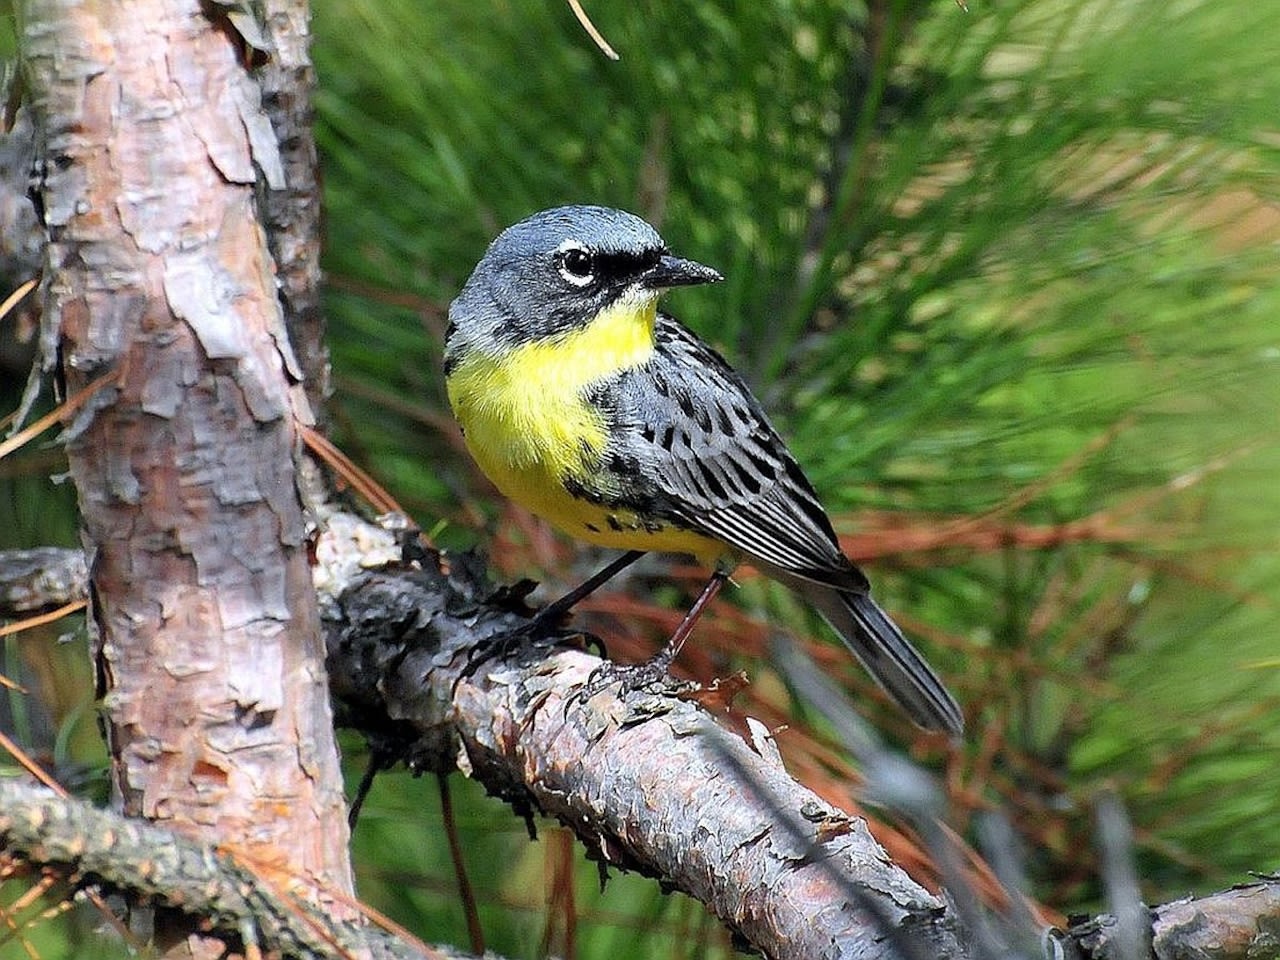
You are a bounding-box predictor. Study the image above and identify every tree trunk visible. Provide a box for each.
[20,0,353,952]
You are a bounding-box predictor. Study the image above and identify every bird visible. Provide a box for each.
[443,205,963,735]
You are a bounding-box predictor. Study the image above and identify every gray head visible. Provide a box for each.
[445,205,721,364]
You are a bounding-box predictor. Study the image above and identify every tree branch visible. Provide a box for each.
[0,546,86,613]
[1063,881,1280,960]
[4,528,1280,959]
[316,516,965,959]
[0,780,475,960]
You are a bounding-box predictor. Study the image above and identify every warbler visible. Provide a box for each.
[444,205,963,735]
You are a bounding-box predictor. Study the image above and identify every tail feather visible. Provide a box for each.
[785,576,964,735]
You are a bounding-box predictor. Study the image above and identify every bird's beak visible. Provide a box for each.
[640,254,723,290]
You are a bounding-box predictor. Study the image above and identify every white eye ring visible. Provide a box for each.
[556,241,595,287]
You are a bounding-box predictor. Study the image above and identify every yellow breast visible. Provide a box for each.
[446,298,724,563]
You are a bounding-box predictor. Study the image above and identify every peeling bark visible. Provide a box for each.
[0,108,42,288]
[19,2,354,950]
[4,532,1280,958]
[314,517,968,960]
[257,0,330,416]
[0,781,446,960]
[0,546,86,611]
[1063,883,1280,960]
[0,107,45,395]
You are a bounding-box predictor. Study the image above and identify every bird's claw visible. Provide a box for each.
[569,649,686,712]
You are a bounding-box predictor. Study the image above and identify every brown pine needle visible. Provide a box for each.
[0,279,40,438]
[0,369,121,460]
[0,278,38,323]
[438,771,484,954]
[223,846,447,960]
[299,423,420,527]
[318,882,443,960]
[0,870,56,958]
[0,673,25,693]
[0,725,141,949]
[566,0,619,60]
[0,598,89,692]
[0,600,87,642]
[220,850,360,960]
[34,896,76,927]
[5,872,57,921]
[0,729,66,796]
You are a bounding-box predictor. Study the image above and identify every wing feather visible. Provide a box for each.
[596,315,962,733]
[607,315,865,591]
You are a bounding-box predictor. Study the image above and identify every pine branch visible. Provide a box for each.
[320,537,964,959]
[1062,880,1280,960]
[0,780,467,960]
[4,525,1280,959]
[0,547,86,613]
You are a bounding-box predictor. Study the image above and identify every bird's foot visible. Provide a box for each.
[457,601,609,688]
[456,612,551,682]
[576,645,688,703]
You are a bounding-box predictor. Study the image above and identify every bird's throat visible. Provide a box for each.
[445,297,658,481]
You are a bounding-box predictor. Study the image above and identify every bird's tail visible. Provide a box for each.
[791,579,964,736]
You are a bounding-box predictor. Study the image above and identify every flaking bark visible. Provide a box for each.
[0,780,476,960]
[316,516,966,960]
[257,0,330,416]
[19,3,354,952]
[4,534,1280,958]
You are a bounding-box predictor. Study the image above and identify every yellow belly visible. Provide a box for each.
[471,443,721,560]
[446,298,725,565]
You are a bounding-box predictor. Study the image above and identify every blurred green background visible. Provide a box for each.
[3,0,1279,956]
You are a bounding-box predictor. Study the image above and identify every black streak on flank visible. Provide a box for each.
[564,475,607,505]
[608,451,640,477]
[744,448,778,482]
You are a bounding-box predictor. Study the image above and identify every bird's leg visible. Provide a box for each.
[460,550,648,685]
[531,549,646,631]
[574,568,730,705]
[650,569,728,670]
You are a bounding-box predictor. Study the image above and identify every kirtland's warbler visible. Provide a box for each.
[444,205,963,735]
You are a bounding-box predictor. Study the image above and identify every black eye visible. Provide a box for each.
[558,247,595,284]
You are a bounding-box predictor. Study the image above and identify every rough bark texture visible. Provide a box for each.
[0,546,86,612]
[314,516,968,960]
[0,107,44,389]
[1063,883,1280,960]
[0,781,449,960]
[20,0,353,944]
[257,0,330,416]
[4,535,1280,959]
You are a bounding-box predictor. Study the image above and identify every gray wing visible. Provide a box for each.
[601,316,963,734]
[605,315,867,591]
